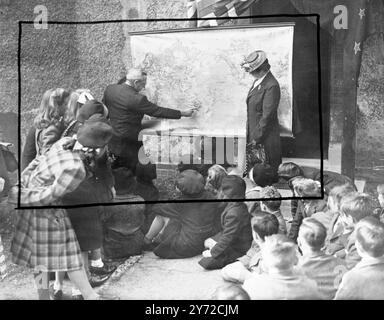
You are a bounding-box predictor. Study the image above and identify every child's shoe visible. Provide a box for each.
[89,263,116,276]
[89,273,110,288]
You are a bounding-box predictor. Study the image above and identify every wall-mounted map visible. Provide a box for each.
[130,24,294,139]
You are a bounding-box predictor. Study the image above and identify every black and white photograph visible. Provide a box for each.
[0,0,384,307]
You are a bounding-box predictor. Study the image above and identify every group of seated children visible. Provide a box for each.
[132,161,384,300]
[13,90,384,301]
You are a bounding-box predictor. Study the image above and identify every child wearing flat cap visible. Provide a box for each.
[144,169,220,259]
[199,175,253,270]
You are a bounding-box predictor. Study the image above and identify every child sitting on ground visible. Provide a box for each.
[102,194,146,261]
[260,186,287,235]
[288,178,327,242]
[144,170,220,259]
[335,216,384,299]
[311,184,356,232]
[242,234,321,300]
[325,193,375,269]
[277,162,356,195]
[243,163,276,215]
[277,162,356,223]
[221,212,279,283]
[298,218,347,299]
[212,284,250,300]
[199,175,253,270]
[205,164,228,195]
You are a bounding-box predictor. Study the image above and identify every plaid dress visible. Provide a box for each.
[11,138,87,272]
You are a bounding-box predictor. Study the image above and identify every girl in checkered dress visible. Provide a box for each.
[8,118,116,300]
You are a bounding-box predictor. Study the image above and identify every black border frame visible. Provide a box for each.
[17,14,324,210]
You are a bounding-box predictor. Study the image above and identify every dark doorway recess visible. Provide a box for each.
[250,0,331,159]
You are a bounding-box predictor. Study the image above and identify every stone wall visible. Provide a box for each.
[357,33,384,168]
[0,0,124,151]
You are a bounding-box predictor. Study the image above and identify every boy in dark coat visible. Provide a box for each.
[144,170,220,259]
[199,175,253,270]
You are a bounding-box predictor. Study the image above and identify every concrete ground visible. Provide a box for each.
[0,252,225,300]
[100,253,225,300]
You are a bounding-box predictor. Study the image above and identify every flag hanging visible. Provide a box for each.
[187,0,259,27]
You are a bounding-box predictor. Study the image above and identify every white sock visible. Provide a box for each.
[90,258,104,268]
[72,287,82,296]
[53,281,63,291]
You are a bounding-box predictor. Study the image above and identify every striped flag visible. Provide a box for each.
[187,0,259,27]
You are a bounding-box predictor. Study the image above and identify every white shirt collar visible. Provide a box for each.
[252,70,270,90]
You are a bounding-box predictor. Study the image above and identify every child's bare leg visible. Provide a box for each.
[145,215,170,242]
[71,251,91,298]
[54,271,65,291]
[67,268,98,300]
[34,271,50,300]
[82,252,90,276]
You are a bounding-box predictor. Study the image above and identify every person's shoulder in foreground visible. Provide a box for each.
[335,216,384,300]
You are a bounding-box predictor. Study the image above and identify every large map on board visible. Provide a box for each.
[130,24,294,138]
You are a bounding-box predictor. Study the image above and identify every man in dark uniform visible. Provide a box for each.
[103,68,197,175]
[241,50,282,176]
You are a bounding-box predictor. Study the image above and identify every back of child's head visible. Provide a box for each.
[250,163,276,187]
[298,218,327,251]
[76,100,107,123]
[65,91,81,124]
[292,178,321,197]
[278,162,303,180]
[206,164,228,191]
[136,162,157,184]
[328,184,357,211]
[251,212,279,241]
[340,192,375,223]
[110,194,145,225]
[261,234,297,271]
[212,284,250,300]
[355,216,384,258]
[176,169,205,196]
[34,88,69,128]
[219,175,246,199]
[260,186,282,212]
